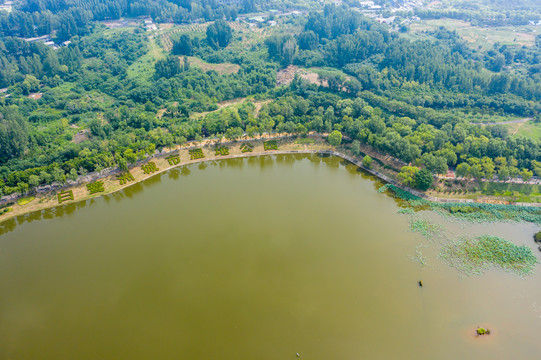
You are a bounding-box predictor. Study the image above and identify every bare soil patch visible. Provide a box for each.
[72,129,90,144]
[186,56,240,75]
[276,65,324,87]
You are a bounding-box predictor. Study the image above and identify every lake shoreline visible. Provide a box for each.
[1,136,540,225]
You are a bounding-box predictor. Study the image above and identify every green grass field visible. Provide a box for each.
[479,182,541,203]
[126,37,165,84]
[505,121,541,140]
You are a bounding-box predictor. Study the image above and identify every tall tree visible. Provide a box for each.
[206,20,232,49]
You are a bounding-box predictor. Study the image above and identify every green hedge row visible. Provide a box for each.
[117,172,135,185]
[215,146,229,156]
[58,190,74,204]
[86,181,105,195]
[264,140,278,151]
[240,143,254,153]
[189,148,205,160]
[142,162,160,174]
[166,154,180,166]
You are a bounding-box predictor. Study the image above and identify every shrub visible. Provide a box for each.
[263,140,278,151]
[17,196,35,206]
[86,181,105,195]
[57,190,74,204]
[0,207,13,215]
[240,143,254,153]
[215,146,229,156]
[117,172,135,185]
[189,148,205,160]
[362,155,372,168]
[141,162,159,174]
[166,154,180,165]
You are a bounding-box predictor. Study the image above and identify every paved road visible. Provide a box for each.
[471,117,532,125]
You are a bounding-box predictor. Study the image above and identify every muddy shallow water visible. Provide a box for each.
[0,154,539,359]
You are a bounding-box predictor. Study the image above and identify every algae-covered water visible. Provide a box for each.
[0,154,540,359]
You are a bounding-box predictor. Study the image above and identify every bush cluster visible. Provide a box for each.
[189,148,205,160]
[117,172,135,185]
[215,146,229,156]
[166,155,181,166]
[240,143,254,153]
[86,181,105,195]
[17,196,35,206]
[263,140,278,151]
[57,190,74,204]
[141,162,159,174]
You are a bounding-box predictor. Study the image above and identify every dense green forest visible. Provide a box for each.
[0,1,540,197]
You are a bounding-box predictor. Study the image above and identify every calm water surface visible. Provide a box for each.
[0,154,540,359]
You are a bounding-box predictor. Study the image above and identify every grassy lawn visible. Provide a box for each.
[448,110,523,124]
[126,37,165,84]
[506,121,541,140]
[186,56,240,75]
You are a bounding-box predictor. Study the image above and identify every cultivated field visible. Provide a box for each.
[409,19,537,49]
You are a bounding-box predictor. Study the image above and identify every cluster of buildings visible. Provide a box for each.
[24,35,71,50]
[144,18,158,31]
[240,9,304,27]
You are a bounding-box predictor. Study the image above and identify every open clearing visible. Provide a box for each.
[190,98,270,118]
[506,121,541,140]
[410,19,537,49]
[126,37,165,83]
[185,56,240,75]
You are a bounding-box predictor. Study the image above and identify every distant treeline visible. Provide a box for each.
[0,0,260,39]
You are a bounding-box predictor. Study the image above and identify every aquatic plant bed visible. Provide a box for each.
[378,184,424,203]
[240,143,254,153]
[166,154,180,166]
[215,146,229,156]
[86,181,105,195]
[17,196,35,206]
[189,148,205,160]
[409,216,445,240]
[379,184,541,224]
[434,202,541,224]
[264,140,278,151]
[440,235,538,276]
[141,162,159,174]
[117,172,135,185]
[57,190,74,204]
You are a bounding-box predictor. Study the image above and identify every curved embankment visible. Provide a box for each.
[1,137,540,224]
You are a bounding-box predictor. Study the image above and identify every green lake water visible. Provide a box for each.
[0,154,540,359]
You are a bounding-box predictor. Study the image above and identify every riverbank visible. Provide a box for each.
[1,135,539,224]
